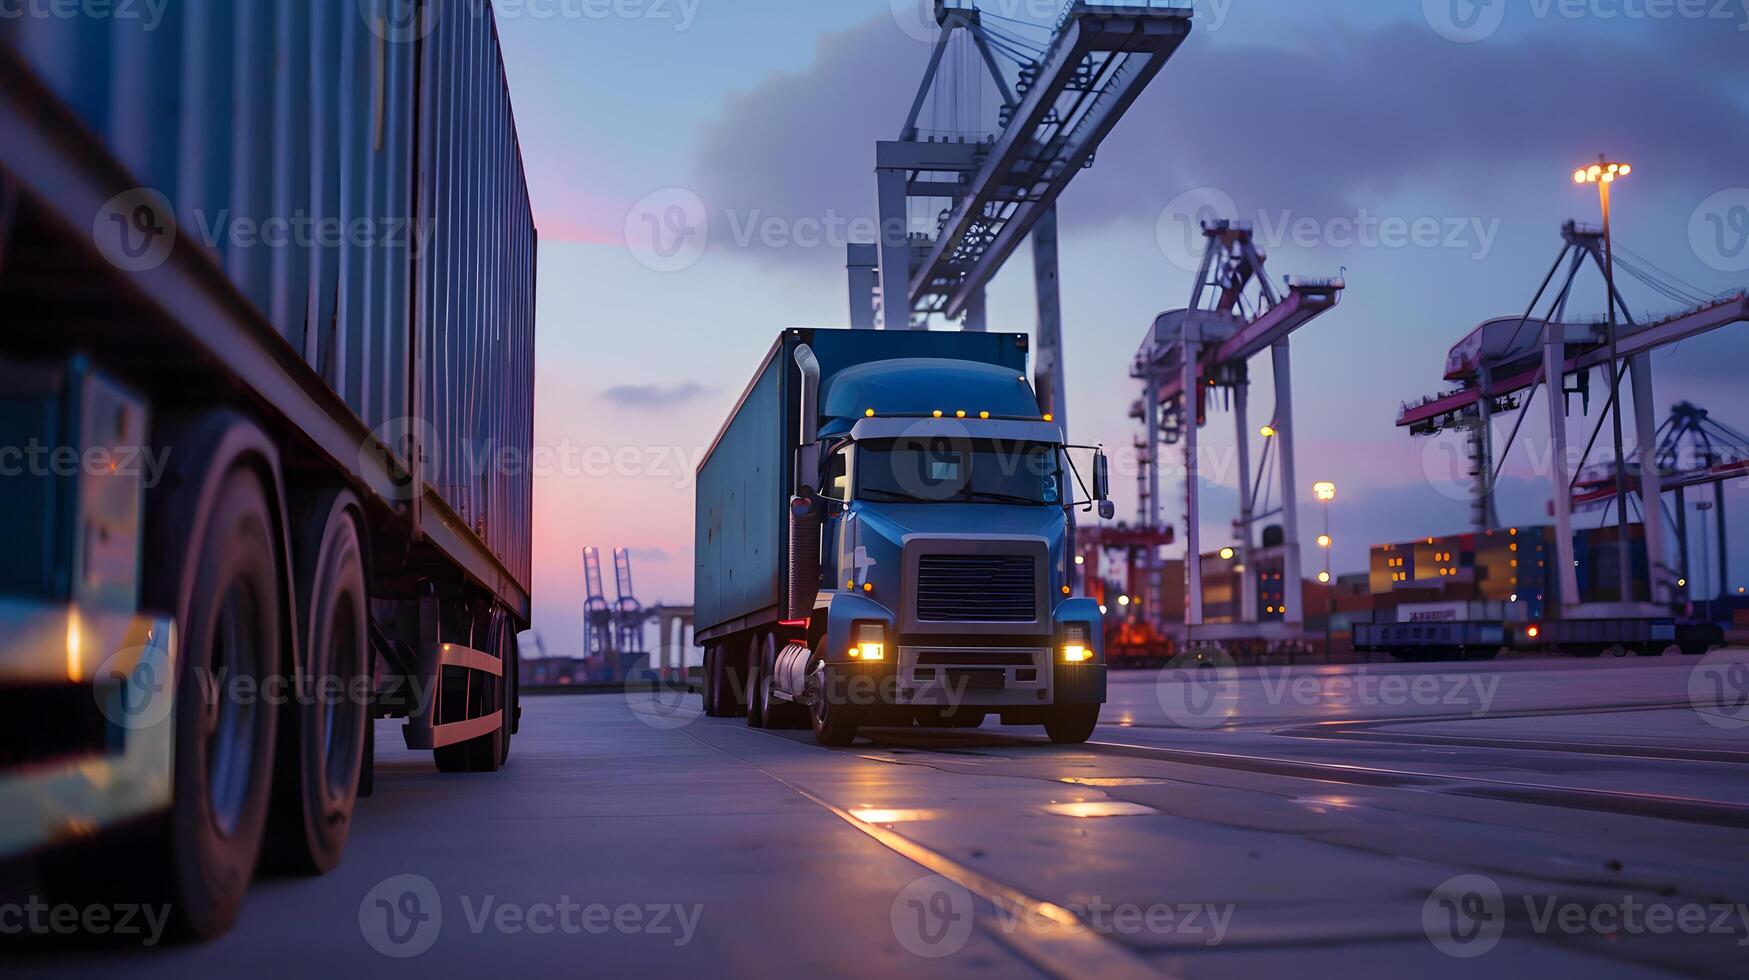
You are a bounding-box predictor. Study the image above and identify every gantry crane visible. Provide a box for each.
[848,0,1193,428]
[1131,219,1344,642]
[1572,402,1749,604]
[1399,219,1748,610]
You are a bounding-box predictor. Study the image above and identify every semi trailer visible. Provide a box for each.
[1,1,534,937]
[695,329,1114,746]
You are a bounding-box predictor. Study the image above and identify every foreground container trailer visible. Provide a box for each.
[696,328,1113,746]
[0,0,535,936]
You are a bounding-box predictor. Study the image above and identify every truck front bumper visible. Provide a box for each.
[821,644,1106,710]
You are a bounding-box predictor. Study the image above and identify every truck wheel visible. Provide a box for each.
[168,466,286,936]
[433,609,509,773]
[746,633,768,728]
[703,641,747,717]
[752,633,797,729]
[702,645,722,715]
[267,494,368,874]
[1043,705,1100,744]
[808,667,859,746]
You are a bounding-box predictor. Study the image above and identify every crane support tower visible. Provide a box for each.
[1132,219,1344,645]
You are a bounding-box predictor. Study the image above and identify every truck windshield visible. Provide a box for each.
[856,438,1062,505]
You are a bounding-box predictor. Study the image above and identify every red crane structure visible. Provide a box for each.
[1131,219,1344,645]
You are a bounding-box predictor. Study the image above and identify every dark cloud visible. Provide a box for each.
[601,382,708,411]
[691,15,1749,270]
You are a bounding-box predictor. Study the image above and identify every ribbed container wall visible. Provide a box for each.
[2,0,536,592]
[417,2,537,590]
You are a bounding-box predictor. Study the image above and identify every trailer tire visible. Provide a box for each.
[266,493,368,875]
[746,633,767,728]
[1043,705,1100,744]
[703,641,747,717]
[433,609,511,773]
[165,465,287,937]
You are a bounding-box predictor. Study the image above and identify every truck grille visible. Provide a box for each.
[915,554,1037,623]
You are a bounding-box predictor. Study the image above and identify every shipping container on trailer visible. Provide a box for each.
[0,0,536,939]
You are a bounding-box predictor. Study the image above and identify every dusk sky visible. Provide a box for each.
[490,0,1749,658]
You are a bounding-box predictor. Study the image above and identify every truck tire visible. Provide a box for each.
[807,666,859,746]
[267,493,368,874]
[703,642,744,718]
[166,465,287,937]
[753,633,806,729]
[433,608,510,773]
[746,633,767,728]
[1043,705,1100,744]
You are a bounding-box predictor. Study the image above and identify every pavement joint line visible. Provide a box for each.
[1276,728,1749,766]
[676,719,1173,979]
[1277,697,1717,733]
[1086,740,1749,828]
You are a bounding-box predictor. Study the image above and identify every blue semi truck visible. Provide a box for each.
[695,329,1114,746]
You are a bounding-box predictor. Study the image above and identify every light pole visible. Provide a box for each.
[1697,499,1715,622]
[1574,156,1635,603]
[1313,481,1336,655]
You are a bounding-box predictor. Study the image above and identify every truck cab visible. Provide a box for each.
[697,334,1112,746]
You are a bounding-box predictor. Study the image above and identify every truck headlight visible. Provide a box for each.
[849,622,885,661]
[1060,622,1093,663]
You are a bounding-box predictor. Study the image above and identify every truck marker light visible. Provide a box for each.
[1042,413,1054,422]
[933,410,943,418]
[67,610,83,682]
[863,582,874,593]
[979,411,990,419]
[956,410,966,418]
[865,409,876,417]
[1061,585,1071,595]
[846,580,855,589]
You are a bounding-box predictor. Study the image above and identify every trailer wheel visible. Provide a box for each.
[167,466,286,936]
[703,641,745,718]
[1043,705,1100,744]
[433,609,511,773]
[267,494,368,874]
[746,633,767,728]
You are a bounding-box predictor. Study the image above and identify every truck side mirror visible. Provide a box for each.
[1092,451,1111,502]
[1098,500,1116,520]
